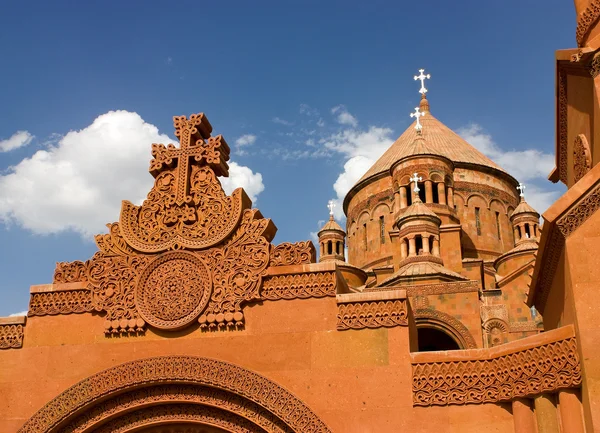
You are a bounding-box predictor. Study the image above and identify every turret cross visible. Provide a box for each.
[414,69,431,95]
[410,107,426,131]
[517,183,526,198]
[410,172,423,193]
[327,200,336,216]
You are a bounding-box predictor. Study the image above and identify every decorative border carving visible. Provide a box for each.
[534,227,565,310]
[28,289,95,316]
[18,356,331,433]
[412,336,581,406]
[59,384,290,433]
[347,188,394,223]
[557,180,600,237]
[368,280,479,296]
[414,308,477,349]
[509,321,541,332]
[558,69,568,183]
[573,134,592,183]
[576,0,600,47]
[336,299,408,330]
[269,241,316,267]
[0,319,25,349]
[260,271,336,300]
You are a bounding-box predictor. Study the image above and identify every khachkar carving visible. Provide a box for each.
[573,134,592,183]
[19,356,332,433]
[576,0,600,47]
[0,317,25,349]
[412,336,581,406]
[48,112,321,335]
[337,299,408,330]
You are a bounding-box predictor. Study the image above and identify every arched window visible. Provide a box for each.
[432,183,439,203]
[415,235,423,255]
[417,327,461,352]
[327,240,332,255]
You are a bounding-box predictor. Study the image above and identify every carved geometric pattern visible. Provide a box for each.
[336,299,408,330]
[47,113,322,335]
[28,289,94,316]
[557,179,600,237]
[412,336,581,406]
[415,308,477,349]
[509,321,541,332]
[588,51,600,78]
[558,70,568,184]
[58,384,291,433]
[269,241,316,267]
[576,0,600,47]
[0,323,24,349]
[573,134,592,183]
[18,356,331,433]
[136,251,212,330]
[260,272,336,300]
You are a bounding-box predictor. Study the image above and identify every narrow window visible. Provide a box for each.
[379,216,385,244]
[415,235,423,255]
[406,187,413,206]
[432,183,439,203]
[525,223,531,238]
[418,184,426,202]
[363,223,367,250]
[327,240,332,255]
[475,207,481,236]
[495,211,501,240]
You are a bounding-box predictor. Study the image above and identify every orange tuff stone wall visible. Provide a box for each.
[0,297,518,433]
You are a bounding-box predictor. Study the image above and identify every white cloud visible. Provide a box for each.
[457,124,555,182]
[0,110,265,238]
[272,117,294,126]
[0,131,34,152]
[9,310,27,317]
[234,134,257,155]
[331,105,358,128]
[299,104,319,116]
[317,118,325,127]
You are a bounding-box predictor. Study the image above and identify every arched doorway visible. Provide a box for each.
[414,308,477,351]
[18,356,331,433]
[417,326,461,351]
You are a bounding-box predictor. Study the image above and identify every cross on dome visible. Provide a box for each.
[414,69,431,95]
[409,172,423,193]
[327,200,336,217]
[517,183,526,198]
[410,106,426,131]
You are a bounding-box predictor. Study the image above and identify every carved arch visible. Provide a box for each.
[18,356,331,433]
[465,193,489,209]
[415,309,477,349]
[429,172,444,182]
[357,210,371,224]
[372,202,392,216]
[483,319,509,347]
[489,199,507,215]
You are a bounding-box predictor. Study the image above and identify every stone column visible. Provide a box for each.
[422,234,430,254]
[558,389,585,433]
[408,237,416,257]
[437,183,446,205]
[447,186,454,207]
[393,190,400,213]
[400,239,408,258]
[520,223,528,239]
[512,398,536,433]
[400,186,408,209]
[320,242,324,257]
[534,393,559,433]
[514,227,520,242]
[432,237,440,256]
[425,180,433,203]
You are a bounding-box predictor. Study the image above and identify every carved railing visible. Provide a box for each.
[411,325,581,406]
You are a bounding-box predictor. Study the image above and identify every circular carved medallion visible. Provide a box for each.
[136,251,211,330]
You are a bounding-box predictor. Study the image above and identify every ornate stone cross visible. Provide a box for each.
[149,114,214,206]
[410,172,423,193]
[517,182,526,198]
[327,200,336,216]
[414,69,431,95]
[410,107,426,131]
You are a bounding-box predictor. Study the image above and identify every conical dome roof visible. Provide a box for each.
[356,100,511,186]
[398,198,439,220]
[512,198,539,216]
[318,215,345,234]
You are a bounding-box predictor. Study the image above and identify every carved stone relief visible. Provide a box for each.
[573,133,592,183]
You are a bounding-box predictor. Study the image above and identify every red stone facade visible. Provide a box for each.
[1,4,598,430]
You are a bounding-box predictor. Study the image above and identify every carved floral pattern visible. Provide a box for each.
[269,241,316,267]
[573,134,592,183]
[0,323,24,349]
[28,290,95,316]
[557,180,600,237]
[261,272,336,300]
[412,336,581,406]
[576,0,600,47]
[18,356,331,433]
[336,299,408,330]
[558,70,568,184]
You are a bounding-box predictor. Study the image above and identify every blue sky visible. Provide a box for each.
[0,1,574,315]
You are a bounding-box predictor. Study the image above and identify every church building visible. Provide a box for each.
[1,2,599,431]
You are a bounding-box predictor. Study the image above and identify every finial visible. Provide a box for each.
[419,93,430,113]
[410,106,426,131]
[409,172,423,193]
[517,183,526,199]
[327,200,335,218]
[414,69,431,95]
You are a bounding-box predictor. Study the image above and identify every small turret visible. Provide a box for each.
[511,183,540,245]
[318,202,346,262]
